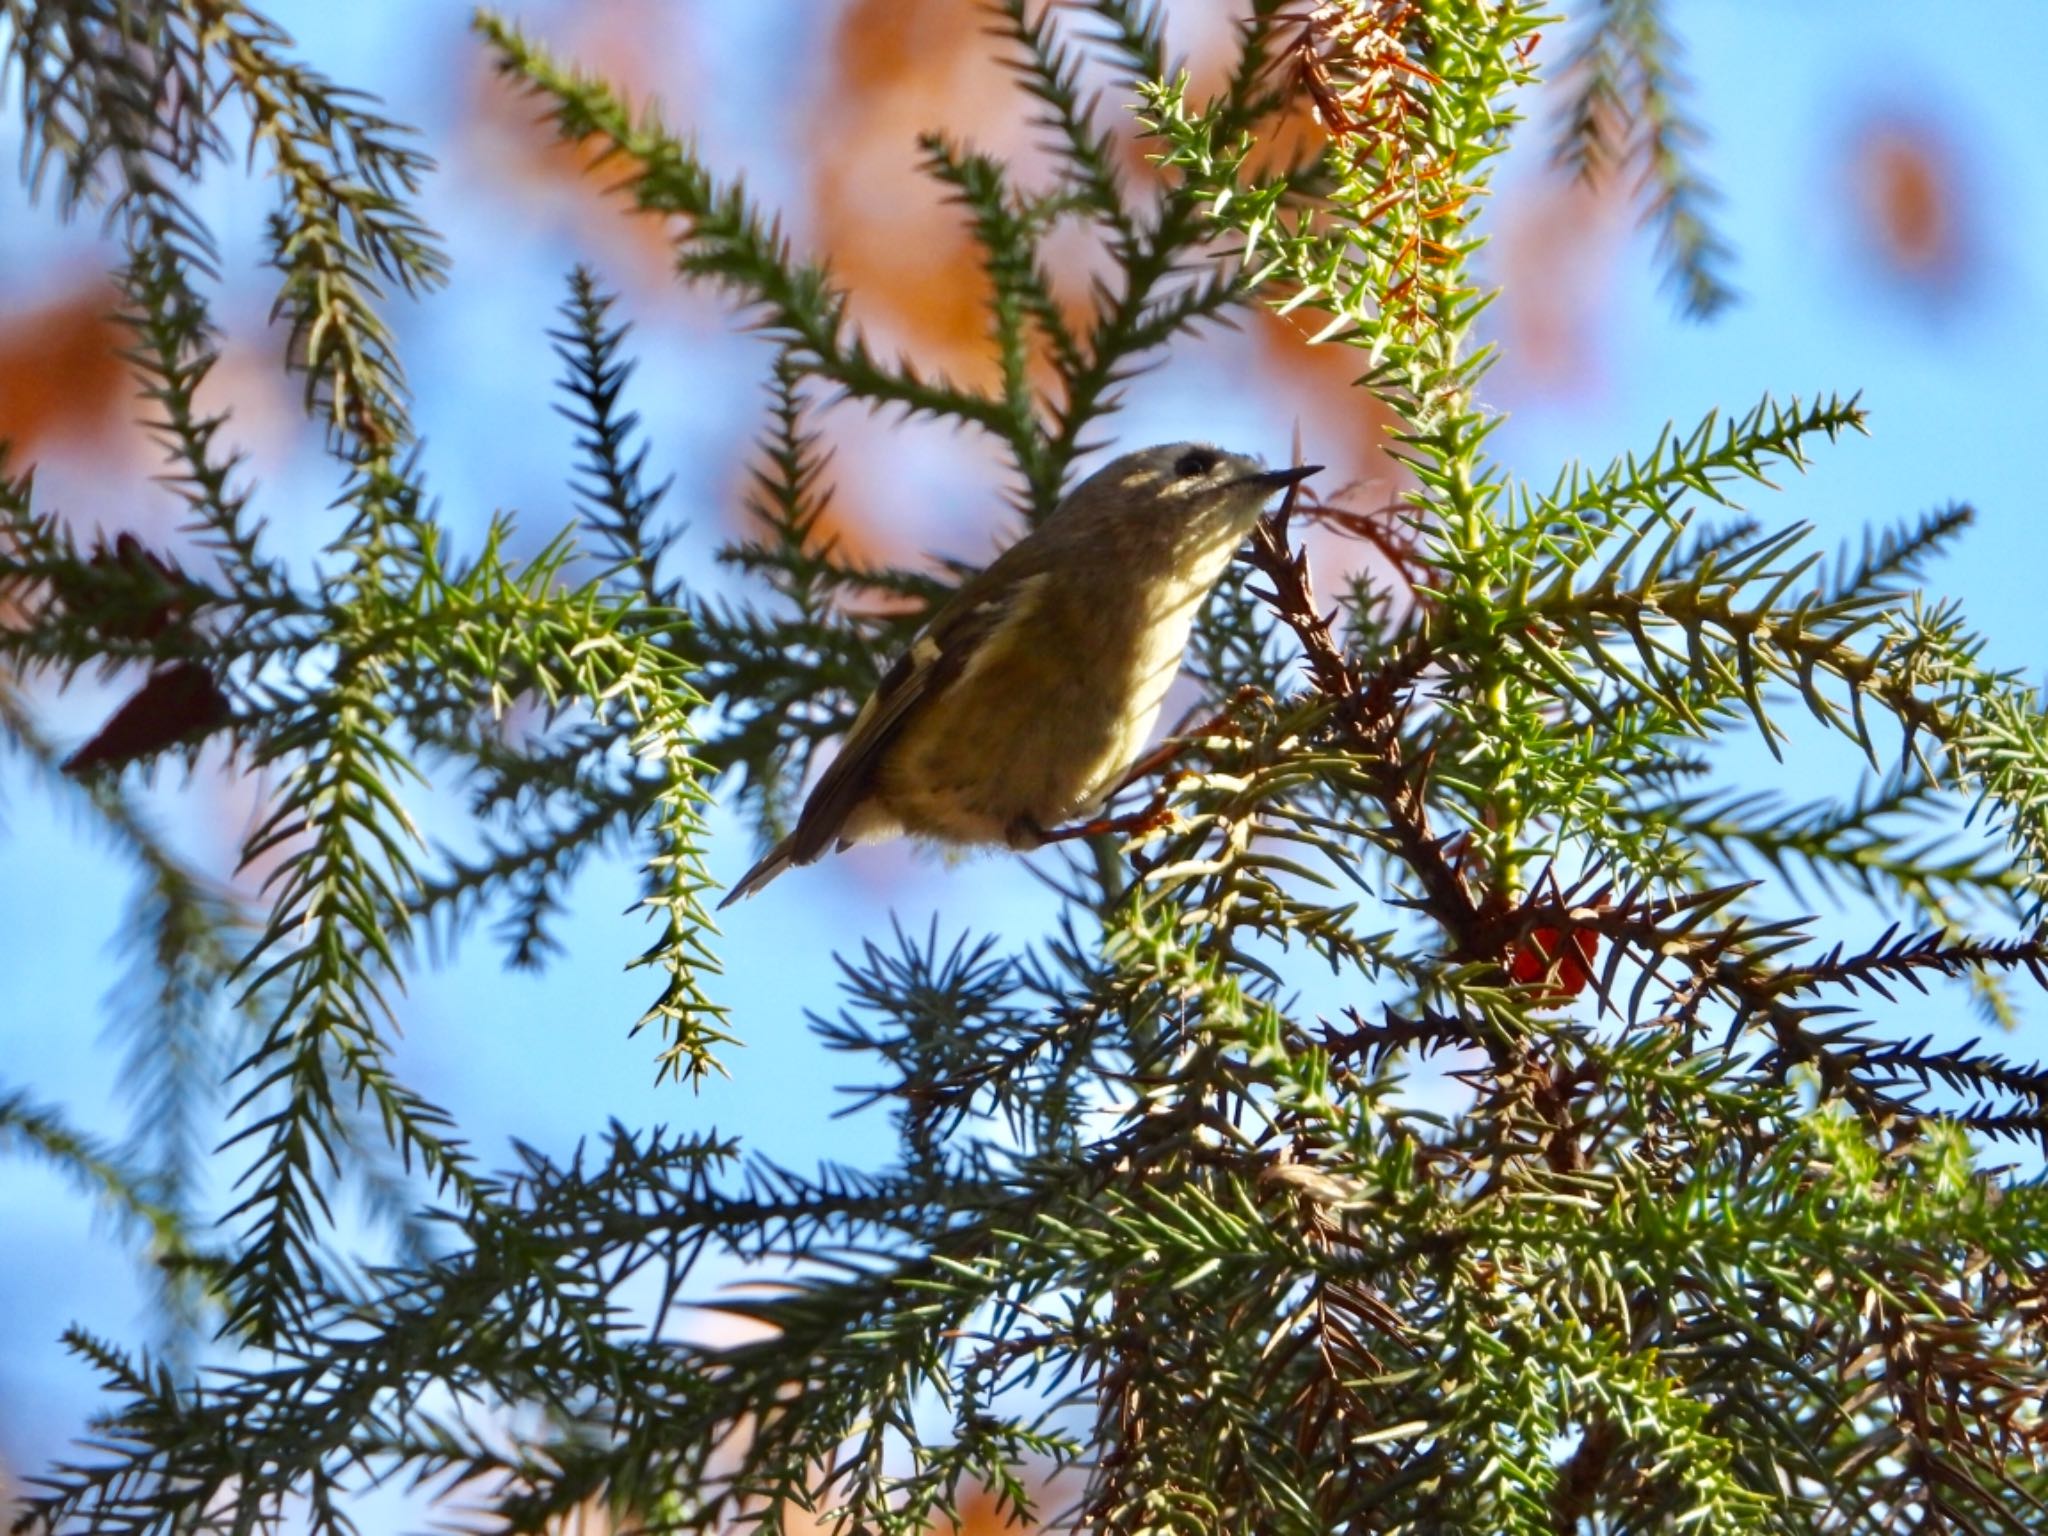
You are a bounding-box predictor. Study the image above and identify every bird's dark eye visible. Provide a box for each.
[1173,449,1218,479]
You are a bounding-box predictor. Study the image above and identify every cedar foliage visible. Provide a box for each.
[4,2,2048,1532]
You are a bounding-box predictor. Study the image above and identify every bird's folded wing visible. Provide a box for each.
[783,577,1024,863]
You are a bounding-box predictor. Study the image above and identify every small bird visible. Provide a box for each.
[720,442,1319,906]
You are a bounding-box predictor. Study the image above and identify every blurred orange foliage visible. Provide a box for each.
[813,0,1022,390]
[1489,173,1628,402]
[524,1469,1049,1535]
[946,1486,1033,1533]
[0,283,127,453]
[1852,116,1971,292]
[467,2,706,287]
[812,1,1327,381]
[777,1480,1046,1534]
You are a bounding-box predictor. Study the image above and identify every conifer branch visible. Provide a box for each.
[479,15,1021,443]
[983,0,1139,248]
[0,1087,180,1235]
[1552,0,1737,317]
[552,267,679,598]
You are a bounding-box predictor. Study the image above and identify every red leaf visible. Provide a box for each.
[63,662,231,777]
[1507,924,1599,998]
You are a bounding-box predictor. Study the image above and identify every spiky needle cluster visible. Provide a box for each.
[4,2,2048,1533]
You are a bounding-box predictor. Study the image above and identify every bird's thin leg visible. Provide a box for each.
[1020,777,1185,848]
[1024,805,1176,846]
[1106,737,1190,796]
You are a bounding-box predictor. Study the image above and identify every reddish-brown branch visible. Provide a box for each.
[1241,497,1482,949]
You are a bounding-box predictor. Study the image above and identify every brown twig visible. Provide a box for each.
[1550,1416,1626,1531]
[1241,490,1482,950]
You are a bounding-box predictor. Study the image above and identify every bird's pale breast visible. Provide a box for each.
[873,563,1219,844]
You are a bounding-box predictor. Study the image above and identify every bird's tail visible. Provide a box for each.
[718,833,800,909]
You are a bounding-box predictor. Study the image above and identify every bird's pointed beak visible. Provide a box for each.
[1243,463,1323,491]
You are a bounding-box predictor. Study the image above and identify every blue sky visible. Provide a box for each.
[2,0,2044,1497]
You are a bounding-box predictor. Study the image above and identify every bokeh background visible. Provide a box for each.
[3,1,2045,1522]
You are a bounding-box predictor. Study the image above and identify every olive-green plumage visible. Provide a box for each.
[720,443,1318,905]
